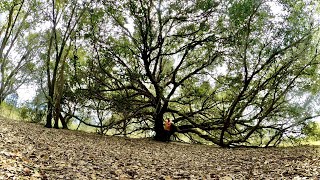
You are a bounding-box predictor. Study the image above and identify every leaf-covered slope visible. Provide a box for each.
[0,117,319,179]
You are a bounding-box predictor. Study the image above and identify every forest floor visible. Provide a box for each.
[0,117,319,180]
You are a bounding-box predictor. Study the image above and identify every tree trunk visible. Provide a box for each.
[59,113,68,129]
[53,102,61,129]
[154,114,171,141]
[45,104,53,128]
[45,79,55,128]
[54,110,59,129]
[153,98,172,141]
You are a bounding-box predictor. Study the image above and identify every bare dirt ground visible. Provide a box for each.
[0,116,319,180]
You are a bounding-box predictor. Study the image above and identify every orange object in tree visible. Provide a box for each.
[164,118,171,131]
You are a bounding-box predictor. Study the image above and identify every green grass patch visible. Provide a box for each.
[0,102,21,120]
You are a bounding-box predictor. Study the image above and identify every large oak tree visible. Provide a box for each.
[69,0,319,147]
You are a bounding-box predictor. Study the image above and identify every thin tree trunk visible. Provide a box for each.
[59,113,68,129]
[45,84,54,128]
[54,109,59,129]
[45,103,53,128]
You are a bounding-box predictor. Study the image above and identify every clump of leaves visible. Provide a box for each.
[302,121,320,141]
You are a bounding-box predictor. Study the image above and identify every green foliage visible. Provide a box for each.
[2,0,319,147]
[0,101,21,120]
[64,0,319,146]
[229,0,256,26]
[19,105,31,120]
[18,96,46,123]
[302,121,320,141]
[195,0,218,11]
[0,0,40,103]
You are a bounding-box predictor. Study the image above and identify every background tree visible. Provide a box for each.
[40,0,87,129]
[209,0,320,147]
[0,0,39,104]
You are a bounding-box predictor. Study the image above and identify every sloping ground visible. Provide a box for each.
[0,117,319,180]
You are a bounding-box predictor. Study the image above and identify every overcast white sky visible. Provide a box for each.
[16,84,37,104]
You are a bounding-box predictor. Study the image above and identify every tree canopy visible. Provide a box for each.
[1,0,320,147]
[0,0,39,103]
